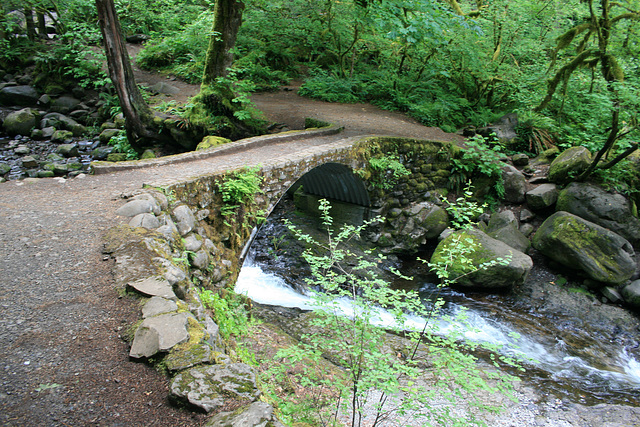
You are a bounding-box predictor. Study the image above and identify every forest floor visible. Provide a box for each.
[0,45,638,426]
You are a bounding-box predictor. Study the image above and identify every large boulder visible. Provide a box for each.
[500,164,526,203]
[0,85,39,107]
[556,182,640,246]
[526,184,558,210]
[41,112,86,136]
[3,108,37,136]
[532,211,635,285]
[430,228,532,289]
[170,363,260,413]
[548,146,592,184]
[205,402,285,427]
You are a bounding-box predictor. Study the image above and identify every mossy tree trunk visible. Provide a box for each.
[201,0,245,85]
[95,0,161,149]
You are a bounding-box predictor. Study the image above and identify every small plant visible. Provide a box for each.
[449,134,505,201]
[367,154,411,190]
[199,289,252,340]
[446,182,487,230]
[108,131,139,160]
[219,166,264,216]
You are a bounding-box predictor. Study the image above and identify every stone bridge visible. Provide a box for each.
[103,127,458,290]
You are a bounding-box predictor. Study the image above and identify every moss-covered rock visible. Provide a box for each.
[3,108,37,136]
[548,146,591,184]
[430,228,532,289]
[196,136,232,151]
[532,211,635,285]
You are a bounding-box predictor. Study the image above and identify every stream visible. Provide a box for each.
[235,200,640,407]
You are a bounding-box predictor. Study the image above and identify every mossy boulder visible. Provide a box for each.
[99,128,120,144]
[556,182,640,247]
[3,108,37,136]
[51,130,73,143]
[532,211,635,285]
[196,136,231,151]
[107,153,128,162]
[430,228,532,289]
[548,146,592,184]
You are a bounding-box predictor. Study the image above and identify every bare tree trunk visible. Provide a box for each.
[25,7,36,41]
[95,0,158,148]
[202,0,245,85]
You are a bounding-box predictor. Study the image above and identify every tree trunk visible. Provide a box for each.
[202,0,245,85]
[95,0,158,148]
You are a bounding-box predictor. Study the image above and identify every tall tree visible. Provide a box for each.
[95,0,160,148]
[202,0,245,85]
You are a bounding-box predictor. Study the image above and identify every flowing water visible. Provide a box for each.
[235,203,640,406]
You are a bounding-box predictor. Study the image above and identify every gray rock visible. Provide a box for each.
[556,182,640,246]
[173,205,197,236]
[477,113,518,142]
[127,276,177,300]
[520,209,535,222]
[533,211,636,285]
[129,312,193,358]
[51,130,73,143]
[381,201,449,253]
[170,363,260,413]
[3,108,37,136]
[51,96,81,114]
[91,145,113,160]
[183,234,204,252]
[601,287,622,304]
[147,82,180,95]
[191,249,210,270]
[116,198,160,217]
[165,341,214,372]
[512,153,529,166]
[205,402,285,427]
[488,222,531,253]
[99,128,120,144]
[430,228,533,289]
[142,296,178,318]
[21,156,38,168]
[38,94,51,107]
[501,164,526,203]
[41,126,55,138]
[486,210,518,232]
[41,112,85,136]
[0,85,39,107]
[56,143,79,157]
[154,257,188,285]
[548,146,591,184]
[129,213,161,229]
[14,145,30,155]
[526,184,558,210]
[622,280,640,308]
[519,223,535,237]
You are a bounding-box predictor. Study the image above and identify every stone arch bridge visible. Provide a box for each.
[105,129,458,289]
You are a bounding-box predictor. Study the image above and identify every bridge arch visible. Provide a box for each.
[292,162,370,207]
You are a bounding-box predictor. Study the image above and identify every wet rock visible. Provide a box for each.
[21,156,38,168]
[129,312,193,358]
[173,205,197,236]
[622,280,640,308]
[51,130,73,143]
[533,211,635,285]
[116,198,160,217]
[205,402,285,427]
[170,363,260,413]
[548,146,591,184]
[3,108,37,136]
[431,228,533,289]
[14,145,30,155]
[556,182,640,247]
[0,85,39,107]
[56,143,79,157]
[99,128,120,144]
[91,145,113,160]
[526,184,558,210]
